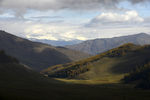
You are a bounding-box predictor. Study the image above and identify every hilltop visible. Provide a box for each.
[42,43,150,83]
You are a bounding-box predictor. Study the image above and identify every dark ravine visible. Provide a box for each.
[66,33,150,55]
[0,30,89,71]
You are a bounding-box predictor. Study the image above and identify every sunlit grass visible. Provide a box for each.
[55,74,125,85]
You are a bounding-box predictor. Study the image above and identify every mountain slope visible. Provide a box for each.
[66,33,150,55]
[0,50,66,100]
[42,43,150,83]
[0,30,89,71]
[0,50,41,81]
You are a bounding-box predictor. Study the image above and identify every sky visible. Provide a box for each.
[0,0,150,41]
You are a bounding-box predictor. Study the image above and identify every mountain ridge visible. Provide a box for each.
[66,33,150,55]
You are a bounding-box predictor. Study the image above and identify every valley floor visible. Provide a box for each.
[1,78,150,100]
[55,76,124,84]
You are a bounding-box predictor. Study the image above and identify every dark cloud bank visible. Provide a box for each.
[0,0,149,11]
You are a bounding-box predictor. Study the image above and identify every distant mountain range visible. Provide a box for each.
[29,38,83,46]
[66,33,150,55]
[0,30,89,71]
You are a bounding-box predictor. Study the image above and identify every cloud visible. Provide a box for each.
[0,16,150,41]
[0,0,148,10]
[0,0,118,11]
[0,0,149,17]
[130,0,150,4]
[87,10,144,27]
[0,0,149,41]
[30,16,63,19]
[0,18,88,40]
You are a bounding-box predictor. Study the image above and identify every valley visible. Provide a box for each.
[1,31,150,100]
[0,0,150,99]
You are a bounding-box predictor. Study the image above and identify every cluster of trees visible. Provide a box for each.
[106,43,136,57]
[0,50,19,63]
[123,62,150,89]
[48,63,92,78]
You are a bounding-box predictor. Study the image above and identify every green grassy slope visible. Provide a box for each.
[42,43,150,83]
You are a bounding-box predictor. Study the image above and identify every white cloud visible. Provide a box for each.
[0,18,150,41]
[88,10,144,26]
[0,18,88,41]
[0,10,150,41]
[61,32,87,40]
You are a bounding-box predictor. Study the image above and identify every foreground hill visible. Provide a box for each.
[0,30,89,71]
[42,43,150,83]
[0,50,43,82]
[1,50,150,100]
[66,33,150,55]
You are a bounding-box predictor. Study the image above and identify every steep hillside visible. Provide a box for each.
[0,50,49,89]
[42,43,150,83]
[0,30,89,71]
[0,50,66,100]
[0,50,41,81]
[66,33,150,55]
